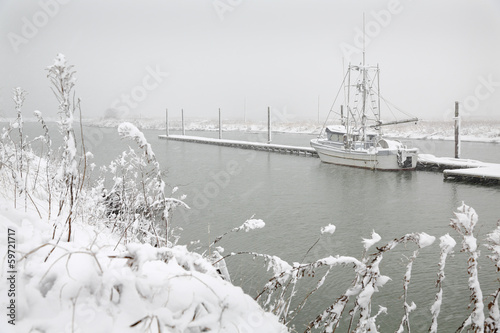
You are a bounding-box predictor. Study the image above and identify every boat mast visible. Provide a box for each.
[362,13,366,68]
[377,64,381,134]
[361,13,367,144]
[346,63,351,149]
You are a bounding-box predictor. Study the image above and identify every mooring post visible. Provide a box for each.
[165,108,169,137]
[181,108,185,136]
[317,95,320,124]
[268,106,272,143]
[218,108,222,139]
[455,101,461,159]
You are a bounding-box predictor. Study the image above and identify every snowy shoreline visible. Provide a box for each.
[81,118,500,144]
[3,117,499,143]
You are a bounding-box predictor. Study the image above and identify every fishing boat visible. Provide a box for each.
[311,53,419,170]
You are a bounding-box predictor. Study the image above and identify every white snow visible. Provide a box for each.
[0,198,286,333]
[443,165,500,180]
[486,226,500,270]
[362,230,381,251]
[241,218,266,232]
[52,53,67,67]
[321,224,336,235]
[440,233,457,253]
[160,134,317,153]
[118,122,155,160]
[418,232,436,248]
[266,255,293,276]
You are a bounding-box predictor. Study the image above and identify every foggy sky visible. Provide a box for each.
[1,0,500,122]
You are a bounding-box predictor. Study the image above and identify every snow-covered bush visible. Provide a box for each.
[0,195,287,332]
[0,54,287,332]
[93,122,188,248]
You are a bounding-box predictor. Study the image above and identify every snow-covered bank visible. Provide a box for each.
[0,198,286,333]
[84,117,323,135]
[84,118,500,143]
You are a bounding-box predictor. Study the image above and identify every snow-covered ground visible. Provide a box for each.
[84,118,500,143]
[0,196,286,333]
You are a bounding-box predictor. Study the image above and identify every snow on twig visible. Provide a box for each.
[321,224,336,235]
[450,202,485,332]
[485,223,500,330]
[117,122,155,162]
[429,234,456,333]
[362,230,381,252]
[210,217,265,248]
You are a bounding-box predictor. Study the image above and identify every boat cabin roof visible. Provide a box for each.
[326,125,378,137]
[326,125,347,134]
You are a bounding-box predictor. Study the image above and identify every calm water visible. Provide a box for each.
[15,123,500,331]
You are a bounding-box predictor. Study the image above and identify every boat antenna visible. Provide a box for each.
[362,12,366,66]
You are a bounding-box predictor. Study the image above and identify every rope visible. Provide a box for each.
[376,91,418,120]
[318,70,350,138]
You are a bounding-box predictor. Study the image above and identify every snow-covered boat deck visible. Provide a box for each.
[158,134,319,156]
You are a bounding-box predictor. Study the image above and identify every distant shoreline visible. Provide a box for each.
[2,117,499,144]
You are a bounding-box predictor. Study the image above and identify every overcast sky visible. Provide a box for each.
[1,0,499,122]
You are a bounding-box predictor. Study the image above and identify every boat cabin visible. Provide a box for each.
[325,126,378,149]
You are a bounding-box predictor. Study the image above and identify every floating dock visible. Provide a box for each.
[416,154,493,171]
[158,134,318,157]
[418,154,500,184]
[443,167,500,183]
[159,135,500,184]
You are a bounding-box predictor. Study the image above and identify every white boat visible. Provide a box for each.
[311,58,419,170]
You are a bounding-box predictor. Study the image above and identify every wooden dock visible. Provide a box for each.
[159,135,500,184]
[443,167,500,183]
[416,154,493,171]
[418,154,500,184]
[158,134,318,157]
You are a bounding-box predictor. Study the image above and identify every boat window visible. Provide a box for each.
[328,133,343,142]
[377,139,389,148]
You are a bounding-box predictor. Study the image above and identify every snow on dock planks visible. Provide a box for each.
[158,134,318,157]
[443,166,500,184]
[418,154,500,184]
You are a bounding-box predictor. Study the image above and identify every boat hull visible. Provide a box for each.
[310,139,418,171]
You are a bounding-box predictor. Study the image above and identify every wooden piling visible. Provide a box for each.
[165,108,169,137]
[181,108,185,136]
[268,106,272,144]
[455,101,460,159]
[317,95,320,124]
[218,108,222,139]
